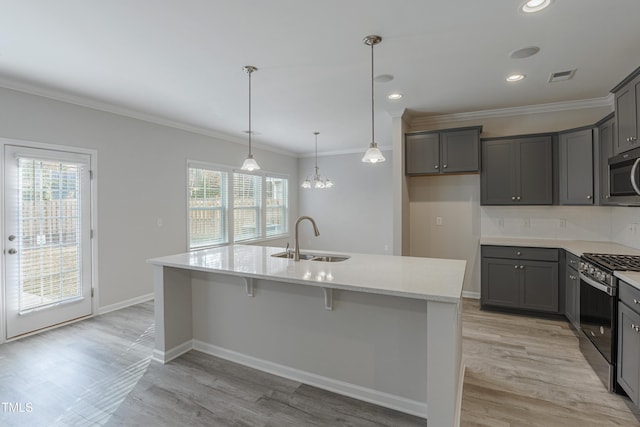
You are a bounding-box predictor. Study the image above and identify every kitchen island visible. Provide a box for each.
[148,245,466,426]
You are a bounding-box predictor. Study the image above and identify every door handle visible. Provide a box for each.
[7,248,17,255]
[8,235,16,241]
[630,158,640,196]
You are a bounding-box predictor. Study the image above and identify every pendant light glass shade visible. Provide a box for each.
[241,154,260,171]
[241,66,260,171]
[362,35,386,164]
[301,132,333,189]
[362,143,385,163]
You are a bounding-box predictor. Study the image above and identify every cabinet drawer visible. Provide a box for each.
[566,251,581,269]
[482,245,559,262]
[620,280,640,314]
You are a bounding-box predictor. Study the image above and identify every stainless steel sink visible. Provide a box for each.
[308,255,350,262]
[271,252,350,262]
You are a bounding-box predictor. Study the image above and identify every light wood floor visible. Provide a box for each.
[0,299,639,426]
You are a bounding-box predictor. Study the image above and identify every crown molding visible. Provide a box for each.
[298,146,392,158]
[0,77,296,158]
[410,95,615,128]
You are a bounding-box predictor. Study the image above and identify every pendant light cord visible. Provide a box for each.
[370,41,375,147]
[248,69,252,156]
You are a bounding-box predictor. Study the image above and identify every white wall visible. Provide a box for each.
[0,87,298,310]
[297,151,393,255]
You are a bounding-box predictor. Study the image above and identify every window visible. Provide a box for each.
[266,176,288,237]
[187,162,288,250]
[233,172,262,242]
[188,166,228,248]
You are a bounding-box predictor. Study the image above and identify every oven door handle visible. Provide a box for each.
[631,158,640,196]
[580,272,616,296]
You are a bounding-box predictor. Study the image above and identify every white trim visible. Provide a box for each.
[192,340,428,419]
[462,291,480,299]
[455,363,466,427]
[98,292,154,315]
[298,146,392,158]
[152,339,193,364]
[0,78,295,158]
[410,95,615,128]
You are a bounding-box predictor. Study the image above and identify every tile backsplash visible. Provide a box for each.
[482,205,640,249]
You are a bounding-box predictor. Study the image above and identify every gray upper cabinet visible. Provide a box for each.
[559,128,594,205]
[405,126,482,176]
[481,135,554,205]
[598,115,615,205]
[405,133,439,174]
[612,67,640,155]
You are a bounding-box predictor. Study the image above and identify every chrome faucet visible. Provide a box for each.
[294,216,320,261]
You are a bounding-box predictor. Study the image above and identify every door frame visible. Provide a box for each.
[0,137,98,343]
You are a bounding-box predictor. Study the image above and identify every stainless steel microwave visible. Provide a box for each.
[608,147,640,205]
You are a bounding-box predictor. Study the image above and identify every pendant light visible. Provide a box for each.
[302,132,333,189]
[241,65,260,171]
[361,35,386,164]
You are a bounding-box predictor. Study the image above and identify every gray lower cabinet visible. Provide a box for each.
[481,245,559,313]
[559,128,595,205]
[598,116,615,204]
[564,252,580,329]
[618,280,640,409]
[405,126,482,175]
[481,135,554,205]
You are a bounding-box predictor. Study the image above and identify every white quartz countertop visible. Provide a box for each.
[616,271,640,290]
[148,245,466,303]
[480,237,640,258]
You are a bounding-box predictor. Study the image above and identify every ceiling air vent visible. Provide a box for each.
[548,69,576,83]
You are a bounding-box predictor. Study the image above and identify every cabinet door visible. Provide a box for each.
[599,118,614,204]
[481,257,520,308]
[519,136,553,204]
[618,303,640,405]
[481,139,518,204]
[440,129,479,174]
[405,133,440,175]
[614,75,640,155]
[520,260,558,313]
[559,129,594,205]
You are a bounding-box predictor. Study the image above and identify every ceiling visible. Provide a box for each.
[1,1,640,156]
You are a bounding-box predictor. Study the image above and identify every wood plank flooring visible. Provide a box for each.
[0,299,639,426]
[461,299,640,426]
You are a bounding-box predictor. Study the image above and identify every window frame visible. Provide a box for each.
[186,160,289,251]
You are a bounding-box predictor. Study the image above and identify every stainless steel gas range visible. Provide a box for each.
[579,253,640,392]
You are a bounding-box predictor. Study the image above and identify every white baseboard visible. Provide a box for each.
[192,340,428,419]
[462,291,480,300]
[153,340,193,364]
[98,292,154,315]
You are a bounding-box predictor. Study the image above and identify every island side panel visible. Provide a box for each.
[190,272,429,416]
[426,299,463,427]
[153,265,193,363]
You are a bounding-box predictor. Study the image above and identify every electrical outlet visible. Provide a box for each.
[436,216,443,226]
[631,223,639,234]
[559,219,567,228]
[523,218,531,228]
[497,218,504,227]
[157,218,163,227]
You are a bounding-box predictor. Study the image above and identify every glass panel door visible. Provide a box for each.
[4,145,92,338]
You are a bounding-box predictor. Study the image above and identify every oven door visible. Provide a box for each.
[579,273,616,363]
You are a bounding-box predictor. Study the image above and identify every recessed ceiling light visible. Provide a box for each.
[506,74,526,82]
[509,46,540,59]
[374,74,394,83]
[521,0,551,13]
[388,93,403,100]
